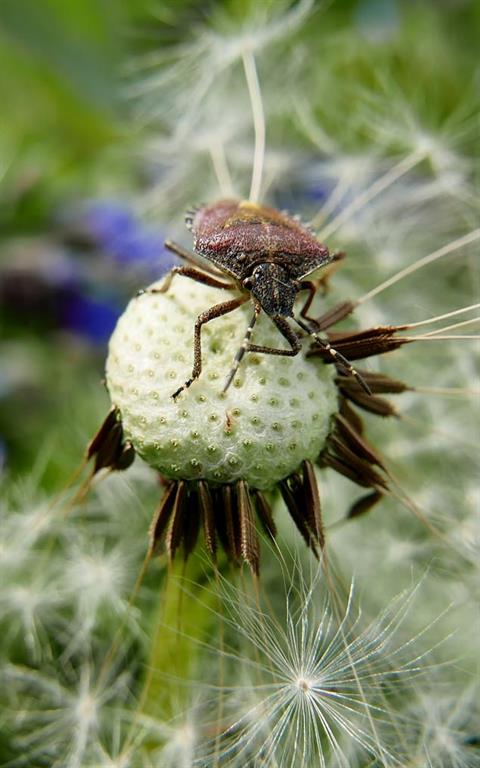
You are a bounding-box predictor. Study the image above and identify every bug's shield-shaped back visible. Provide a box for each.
[191,199,332,281]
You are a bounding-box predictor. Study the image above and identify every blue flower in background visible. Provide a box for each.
[59,290,122,345]
[22,198,178,345]
[2,197,177,347]
[64,199,176,279]
[79,200,136,244]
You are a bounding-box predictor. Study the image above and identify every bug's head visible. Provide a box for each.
[244,263,298,317]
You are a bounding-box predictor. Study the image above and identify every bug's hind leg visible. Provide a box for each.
[222,305,261,393]
[173,294,249,400]
[295,316,372,395]
[222,315,302,394]
[297,281,356,331]
[298,281,318,323]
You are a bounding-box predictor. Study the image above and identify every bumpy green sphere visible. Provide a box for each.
[106,278,338,490]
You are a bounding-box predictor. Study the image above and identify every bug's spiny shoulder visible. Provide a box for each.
[190,199,241,237]
[191,199,309,235]
[188,199,331,279]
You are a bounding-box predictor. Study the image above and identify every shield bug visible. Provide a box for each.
[142,199,370,399]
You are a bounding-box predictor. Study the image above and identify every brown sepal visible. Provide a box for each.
[198,480,216,557]
[313,300,356,331]
[340,388,399,418]
[166,481,188,560]
[280,468,321,557]
[280,474,313,552]
[148,481,177,556]
[336,371,409,396]
[309,325,410,362]
[348,490,384,519]
[87,408,136,474]
[87,408,118,460]
[115,443,136,471]
[302,460,325,550]
[215,485,239,563]
[327,434,388,490]
[334,414,386,469]
[237,480,260,575]
[182,486,201,560]
[339,398,365,436]
[251,489,277,540]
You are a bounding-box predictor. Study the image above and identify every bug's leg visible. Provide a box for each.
[298,281,318,322]
[172,294,249,400]
[241,316,302,357]
[297,280,356,331]
[295,317,372,395]
[137,265,236,297]
[222,315,304,394]
[164,240,198,264]
[164,240,226,277]
[222,304,261,393]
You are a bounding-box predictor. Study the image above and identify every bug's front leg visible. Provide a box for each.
[172,294,249,400]
[137,266,236,298]
[297,279,355,332]
[295,316,372,395]
[298,281,318,323]
[240,316,302,357]
[164,240,227,278]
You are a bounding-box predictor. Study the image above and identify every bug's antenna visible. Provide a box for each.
[242,49,265,204]
[294,317,372,395]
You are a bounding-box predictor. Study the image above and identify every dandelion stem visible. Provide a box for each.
[405,334,480,341]
[209,140,235,198]
[413,385,480,397]
[311,176,351,228]
[357,228,480,305]
[404,302,480,329]
[214,565,226,768]
[410,316,480,336]
[242,48,265,203]
[317,150,426,239]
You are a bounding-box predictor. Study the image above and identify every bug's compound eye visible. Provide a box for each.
[243,276,254,290]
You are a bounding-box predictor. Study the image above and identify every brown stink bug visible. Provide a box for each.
[140,199,370,399]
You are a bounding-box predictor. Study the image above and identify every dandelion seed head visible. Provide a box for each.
[407,687,480,768]
[163,721,196,765]
[137,711,198,768]
[73,670,98,730]
[3,656,133,768]
[66,548,126,601]
[61,543,136,652]
[0,503,56,570]
[201,567,439,767]
[106,278,338,489]
[294,675,314,694]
